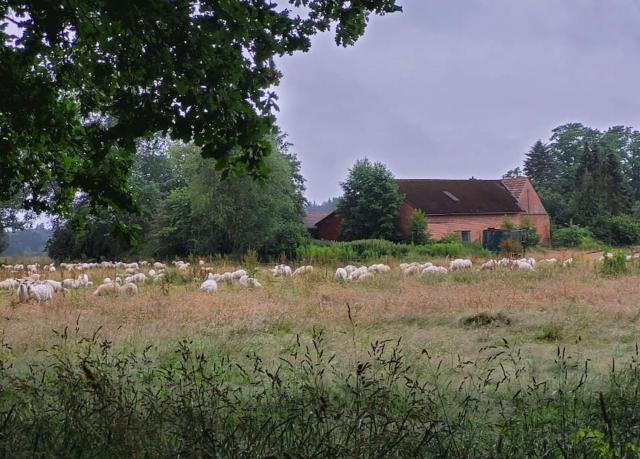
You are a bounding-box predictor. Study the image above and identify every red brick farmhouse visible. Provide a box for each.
[309,177,551,244]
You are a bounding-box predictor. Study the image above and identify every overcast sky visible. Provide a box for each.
[275,0,640,203]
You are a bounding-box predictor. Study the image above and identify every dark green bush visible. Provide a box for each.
[608,214,640,246]
[552,224,595,248]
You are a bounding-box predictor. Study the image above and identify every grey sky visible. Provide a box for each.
[275,0,640,203]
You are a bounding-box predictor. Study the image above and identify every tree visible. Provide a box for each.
[573,141,631,236]
[524,140,556,187]
[0,228,7,255]
[519,217,540,248]
[408,209,430,244]
[1,1,402,216]
[548,123,600,193]
[502,167,523,179]
[337,159,403,241]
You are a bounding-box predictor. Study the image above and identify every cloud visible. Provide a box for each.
[276,1,640,202]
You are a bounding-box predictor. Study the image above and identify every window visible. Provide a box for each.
[442,190,460,202]
[460,231,471,242]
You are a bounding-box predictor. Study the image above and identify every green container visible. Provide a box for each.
[482,228,523,253]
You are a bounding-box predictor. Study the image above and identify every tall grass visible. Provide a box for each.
[1,325,640,457]
[296,239,490,265]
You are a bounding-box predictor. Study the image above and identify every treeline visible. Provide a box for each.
[47,137,308,262]
[517,123,640,246]
[0,225,52,257]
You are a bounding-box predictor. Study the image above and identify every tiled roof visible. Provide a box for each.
[303,212,330,229]
[501,177,529,199]
[396,179,524,215]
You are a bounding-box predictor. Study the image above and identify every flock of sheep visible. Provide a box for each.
[0,253,600,303]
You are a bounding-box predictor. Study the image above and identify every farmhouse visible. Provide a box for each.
[310,177,551,244]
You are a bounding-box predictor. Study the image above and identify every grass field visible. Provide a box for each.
[2,250,640,456]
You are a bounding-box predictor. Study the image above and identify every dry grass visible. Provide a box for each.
[2,251,639,378]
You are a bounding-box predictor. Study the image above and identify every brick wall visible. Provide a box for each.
[398,203,551,244]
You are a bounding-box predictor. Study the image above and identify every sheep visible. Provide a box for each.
[402,265,421,276]
[348,266,369,281]
[153,262,166,270]
[239,275,262,288]
[368,264,391,273]
[449,259,473,270]
[103,278,112,284]
[27,283,54,303]
[44,279,64,292]
[16,283,30,303]
[421,265,448,276]
[62,278,76,289]
[77,273,90,287]
[335,268,348,281]
[562,258,574,267]
[0,278,17,290]
[130,273,147,284]
[515,260,534,271]
[356,272,375,282]
[272,265,292,277]
[480,260,497,270]
[200,279,218,293]
[232,269,247,279]
[148,269,156,277]
[118,282,138,296]
[93,283,118,296]
[540,258,557,264]
[293,265,314,276]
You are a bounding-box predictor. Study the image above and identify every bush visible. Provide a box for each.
[296,239,490,264]
[608,215,640,246]
[519,217,540,248]
[552,224,595,248]
[499,238,523,257]
[438,233,461,244]
[599,250,628,276]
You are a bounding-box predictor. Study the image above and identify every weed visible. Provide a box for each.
[537,323,563,342]
[461,311,511,327]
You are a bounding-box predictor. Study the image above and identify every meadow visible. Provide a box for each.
[1,250,640,457]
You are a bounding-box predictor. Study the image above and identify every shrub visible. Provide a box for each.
[499,238,523,257]
[519,217,540,248]
[552,224,595,248]
[608,215,640,246]
[501,216,515,229]
[407,209,430,244]
[599,250,628,276]
[438,233,461,244]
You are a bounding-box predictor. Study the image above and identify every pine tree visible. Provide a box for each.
[523,140,556,187]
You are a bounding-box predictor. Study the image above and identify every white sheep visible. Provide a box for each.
[27,283,54,303]
[515,260,534,271]
[480,260,497,270]
[421,265,448,276]
[16,283,30,303]
[239,275,262,288]
[293,265,314,276]
[0,278,17,290]
[335,268,348,280]
[200,279,218,293]
[119,282,138,296]
[44,279,64,292]
[449,259,473,270]
[402,265,421,276]
[562,258,574,267]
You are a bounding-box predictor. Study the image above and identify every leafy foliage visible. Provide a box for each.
[47,136,308,261]
[407,209,430,244]
[607,214,640,246]
[336,159,403,241]
[551,224,594,248]
[524,140,556,187]
[516,123,640,243]
[519,217,540,248]
[1,1,401,215]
